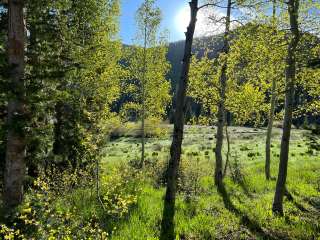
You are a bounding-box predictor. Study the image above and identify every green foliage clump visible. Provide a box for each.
[1,177,109,239]
[101,165,142,218]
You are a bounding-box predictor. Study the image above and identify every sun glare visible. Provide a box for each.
[175,6,226,38]
[175,6,190,33]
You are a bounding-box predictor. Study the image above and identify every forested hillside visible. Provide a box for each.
[0,0,319,239]
[167,35,224,91]
[167,33,320,126]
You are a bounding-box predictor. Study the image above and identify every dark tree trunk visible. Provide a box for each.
[265,79,277,180]
[272,0,300,215]
[265,0,277,181]
[160,1,198,239]
[3,0,26,208]
[223,124,230,177]
[214,0,232,189]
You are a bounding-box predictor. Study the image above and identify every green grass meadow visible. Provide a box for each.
[99,125,320,239]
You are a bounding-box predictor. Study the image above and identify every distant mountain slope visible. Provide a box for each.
[167,34,224,92]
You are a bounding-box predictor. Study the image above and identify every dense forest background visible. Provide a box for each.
[122,33,320,127]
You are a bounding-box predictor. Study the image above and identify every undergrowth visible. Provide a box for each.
[1,126,320,239]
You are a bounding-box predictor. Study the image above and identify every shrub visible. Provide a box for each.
[178,157,204,200]
[100,165,142,218]
[108,119,168,139]
[0,163,143,240]
[230,152,245,184]
[0,177,109,239]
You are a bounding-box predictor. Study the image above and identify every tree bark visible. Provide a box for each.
[265,0,278,181]
[214,0,232,189]
[3,0,26,208]
[265,78,277,180]
[272,0,300,215]
[140,13,147,168]
[160,1,198,239]
[223,124,230,177]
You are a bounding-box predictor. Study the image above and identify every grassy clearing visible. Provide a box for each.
[102,125,320,239]
[2,125,318,239]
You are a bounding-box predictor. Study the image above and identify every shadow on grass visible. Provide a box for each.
[305,196,320,211]
[285,189,319,212]
[284,188,309,213]
[217,184,277,240]
[238,178,254,199]
[291,199,309,212]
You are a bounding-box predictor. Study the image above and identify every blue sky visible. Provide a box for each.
[119,0,301,44]
[119,0,187,44]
